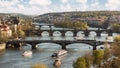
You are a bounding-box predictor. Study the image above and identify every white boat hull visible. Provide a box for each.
[22,51,32,57]
[51,50,67,58]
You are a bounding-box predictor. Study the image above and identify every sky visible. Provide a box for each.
[0,0,120,15]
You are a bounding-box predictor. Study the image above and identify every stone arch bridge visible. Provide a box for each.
[25,29,113,37]
[6,40,112,50]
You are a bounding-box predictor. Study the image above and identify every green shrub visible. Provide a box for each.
[93,50,104,65]
[114,35,120,42]
[73,57,86,68]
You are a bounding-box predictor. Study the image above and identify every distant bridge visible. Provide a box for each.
[29,23,114,37]
[25,29,113,37]
[6,39,112,50]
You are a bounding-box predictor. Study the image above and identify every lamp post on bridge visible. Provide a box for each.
[73,27,77,37]
[49,24,53,36]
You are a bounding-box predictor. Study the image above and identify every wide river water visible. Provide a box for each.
[0,30,119,68]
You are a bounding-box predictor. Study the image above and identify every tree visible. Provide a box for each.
[98,35,120,68]
[114,35,120,42]
[18,30,25,38]
[53,19,89,30]
[103,48,111,62]
[84,54,93,68]
[10,16,19,25]
[73,54,92,68]
[93,50,104,67]
[0,37,9,43]
[73,57,86,68]
[112,23,120,32]
[12,32,18,39]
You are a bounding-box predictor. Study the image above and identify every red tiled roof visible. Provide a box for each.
[0,24,10,31]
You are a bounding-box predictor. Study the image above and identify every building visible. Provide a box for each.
[0,22,12,38]
[86,18,103,27]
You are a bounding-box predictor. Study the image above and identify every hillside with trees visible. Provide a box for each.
[33,11,120,31]
[0,11,120,31]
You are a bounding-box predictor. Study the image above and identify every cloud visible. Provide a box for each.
[105,0,120,10]
[29,0,52,6]
[76,0,87,3]
[75,0,87,11]
[0,0,19,7]
[18,5,25,10]
[91,2,99,7]
[0,0,52,15]
[60,0,69,4]
[3,5,41,15]
[60,4,72,11]
[0,0,120,15]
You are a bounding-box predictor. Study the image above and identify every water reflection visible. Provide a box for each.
[0,49,6,56]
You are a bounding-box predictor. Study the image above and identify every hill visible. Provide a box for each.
[33,11,120,23]
[0,13,32,19]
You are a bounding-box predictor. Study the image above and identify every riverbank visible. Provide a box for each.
[0,43,6,50]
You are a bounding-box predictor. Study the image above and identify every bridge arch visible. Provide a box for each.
[36,43,61,49]
[66,42,95,47]
[14,42,62,50]
[76,31,84,36]
[64,41,105,50]
[66,43,93,50]
[101,30,113,36]
[53,31,62,36]
[65,31,74,36]
[21,43,32,50]
[32,42,64,49]
[89,31,97,36]
[41,31,49,36]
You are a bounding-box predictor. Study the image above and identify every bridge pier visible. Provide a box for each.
[32,45,37,49]
[49,33,53,36]
[73,29,77,36]
[107,29,113,36]
[49,25,52,28]
[96,33,101,37]
[108,33,112,36]
[31,43,37,49]
[61,33,65,37]
[25,30,31,36]
[61,30,65,37]
[38,32,42,36]
[92,41,100,50]
[96,28,101,37]
[84,31,89,37]
[39,25,42,29]
[6,43,22,49]
[61,45,67,50]
[73,32,77,37]
[61,43,67,50]
[14,43,22,49]
[93,46,97,50]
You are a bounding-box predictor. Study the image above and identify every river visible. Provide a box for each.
[0,29,119,68]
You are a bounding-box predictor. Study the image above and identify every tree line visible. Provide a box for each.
[73,35,120,68]
[53,19,88,30]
